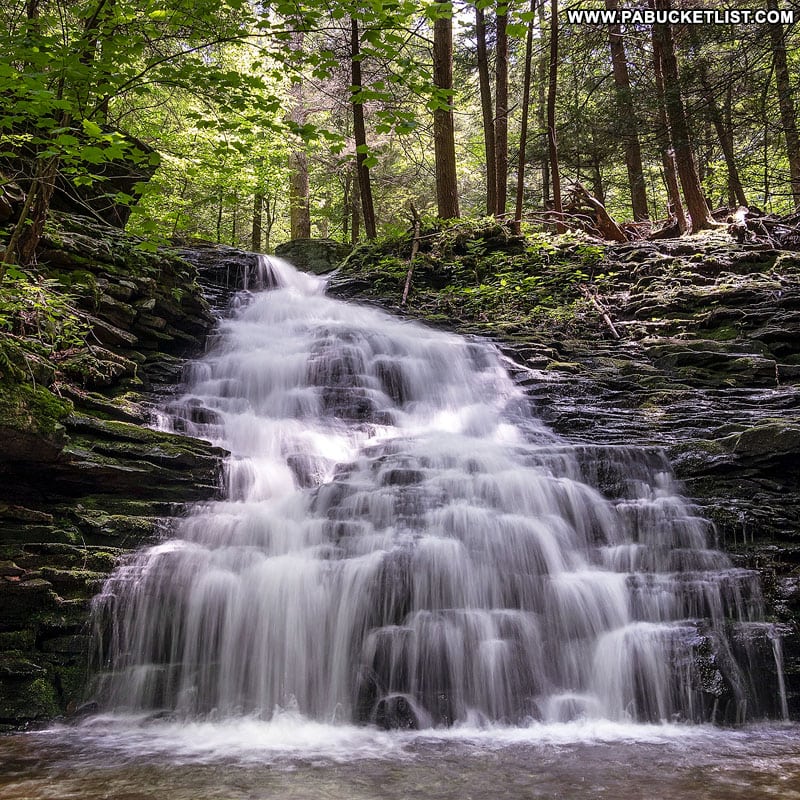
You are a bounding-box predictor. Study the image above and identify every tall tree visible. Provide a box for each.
[432,5,460,219]
[351,16,377,239]
[1,0,281,268]
[350,161,361,244]
[494,4,509,215]
[767,0,800,207]
[514,0,536,229]
[651,23,686,230]
[288,33,311,239]
[547,0,564,233]
[537,0,549,206]
[252,187,264,251]
[475,5,497,215]
[693,52,748,207]
[605,0,648,220]
[652,0,714,232]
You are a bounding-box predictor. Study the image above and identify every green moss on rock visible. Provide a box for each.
[0,382,72,437]
[0,675,59,721]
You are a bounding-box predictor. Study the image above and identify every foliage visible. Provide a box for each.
[0,267,89,354]
[2,0,800,252]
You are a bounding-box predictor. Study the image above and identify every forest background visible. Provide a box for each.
[1,0,799,262]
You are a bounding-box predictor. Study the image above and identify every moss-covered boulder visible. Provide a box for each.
[276,238,351,274]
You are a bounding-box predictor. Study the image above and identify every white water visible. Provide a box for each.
[90,256,785,729]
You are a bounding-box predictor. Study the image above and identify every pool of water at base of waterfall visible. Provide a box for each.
[1,719,799,800]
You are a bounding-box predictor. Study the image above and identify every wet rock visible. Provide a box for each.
[374,695,420,730]
[0,562,25,578]
[179,244,259,310]
[0,213,226,727]
[722,421,800,460]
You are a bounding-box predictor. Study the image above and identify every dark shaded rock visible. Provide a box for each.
[179,244,259,310]
[276,238,351,274]
[0,384,71,467]
[721,421,800,460]
[374,695,420,730]
[2,130,156,228]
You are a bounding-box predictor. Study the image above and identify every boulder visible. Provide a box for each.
[275,238,351,274]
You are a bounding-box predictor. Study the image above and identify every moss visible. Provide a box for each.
[703,325,739,341]
[545,361,584,374]
[333,222,604,333]
[54,663,90,708]
[50,268,99,305]
[0,675,59,720]
[0,382,72,436]
[0,629,36,651]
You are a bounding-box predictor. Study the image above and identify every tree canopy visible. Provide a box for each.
[1,0,799,260]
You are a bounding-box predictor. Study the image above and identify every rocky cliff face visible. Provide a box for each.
[2,220,798,726]
[0,215,235,729]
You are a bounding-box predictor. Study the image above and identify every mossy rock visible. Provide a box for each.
[0,383,72,466]
[0,629,36,651]
[0,674,60,721]
[722,421,800,459]
[0,382,71,439]
[275,238,351,274]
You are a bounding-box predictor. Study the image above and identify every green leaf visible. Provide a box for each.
[82,119,103,138]
[79,145,106,164]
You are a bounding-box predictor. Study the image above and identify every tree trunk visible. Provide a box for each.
[351,17,377,239]
[264,193,276,253]
[590,131,606,205]
[230,189,238,247]
[537,0,549,205]
[432,10,460,220]
[288,149,311,239]
[475,6,497,216]
[342,170,351,243]
[605,0,648,220]
[724,81,737,207]
[514,0,536,229]
[696,63,748,207]
[494,6,509,216]
[767,0,800,207]
[651,26,686,231]
[652,0,713,232]
[574,182,626,242]
[252,188,263,252]
[4,158,56,268]
[547,0,564,233]
[288,32,311,239]
[351,160,361,244]
[216,187,223,244]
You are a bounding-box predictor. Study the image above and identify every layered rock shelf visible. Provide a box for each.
[0,214,227,728]
[331,228,800,713]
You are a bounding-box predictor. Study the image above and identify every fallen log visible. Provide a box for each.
[570,183,628,243]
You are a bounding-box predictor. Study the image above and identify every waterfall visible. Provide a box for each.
[91,256,786,727]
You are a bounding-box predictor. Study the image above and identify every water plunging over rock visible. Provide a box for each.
[90,256,786,726]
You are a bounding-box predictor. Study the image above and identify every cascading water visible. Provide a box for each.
[90,256,786,728]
